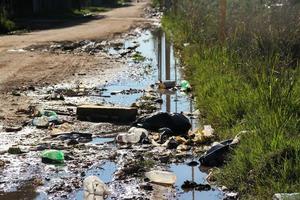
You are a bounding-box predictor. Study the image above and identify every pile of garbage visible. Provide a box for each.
[0,76,241,200]
[114,111,240,168]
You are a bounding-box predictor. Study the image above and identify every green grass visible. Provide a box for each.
[181,45,300,199]
[160,0,300,199]
[72,6,111,16]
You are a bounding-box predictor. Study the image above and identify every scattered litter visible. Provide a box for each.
[0,24,223,199]
[175,136,188,144]
[7,48,26,53]
[192,125,215,144]
[177,144,191,152]
[45,92,65,101]
[199,135,240,167]
[12,90,21,96]
[41,150,64,164]
[145,170,176,185]
[159,127,175,143]
[133,112,191,135]
[50,123,73,136]
[116,127,148,144]
[32,116,49,128]
[224,192,239,200]
[54,132,92,144]
[273,193,300,200]
[180,80,192,91]
[83,176,110,200]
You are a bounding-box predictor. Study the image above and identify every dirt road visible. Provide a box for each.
[0,0,151,125]
[0,1,149,51]
[0,1,150,89]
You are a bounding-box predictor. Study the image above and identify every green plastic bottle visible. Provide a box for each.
[42,110,57,117]
[41,150,64,164]
[180,80,191,91]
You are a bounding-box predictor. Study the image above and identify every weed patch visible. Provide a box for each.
[159,0,300,199]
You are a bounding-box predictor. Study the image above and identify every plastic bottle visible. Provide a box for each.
[180,80,191,91]
[41,150,64,164]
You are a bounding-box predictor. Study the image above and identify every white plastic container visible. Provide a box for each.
[145,170,176,185]
[116,127,148,144]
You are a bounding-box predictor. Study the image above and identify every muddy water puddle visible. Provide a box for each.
[171,162,223,200]
[1,27,223,199]
[70,28,221,199]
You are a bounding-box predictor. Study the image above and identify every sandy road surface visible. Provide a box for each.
[0,1,149,51]
[0,0,150,89]
[0,0,150,125]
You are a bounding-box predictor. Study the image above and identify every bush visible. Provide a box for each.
[0,9,15,33]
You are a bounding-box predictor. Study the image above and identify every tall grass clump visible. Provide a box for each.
[160,0,300,199]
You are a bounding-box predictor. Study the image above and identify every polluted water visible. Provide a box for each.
[0,27,224,200]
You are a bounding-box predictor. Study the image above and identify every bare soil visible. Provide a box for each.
[0,0,150,126]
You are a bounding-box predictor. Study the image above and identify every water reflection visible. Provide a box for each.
[155,28,222,199]
[90,137,115,145]
[62,28,219,199]
[170,163,223,200]
[94,28,197,125]
[155,29,197,130]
